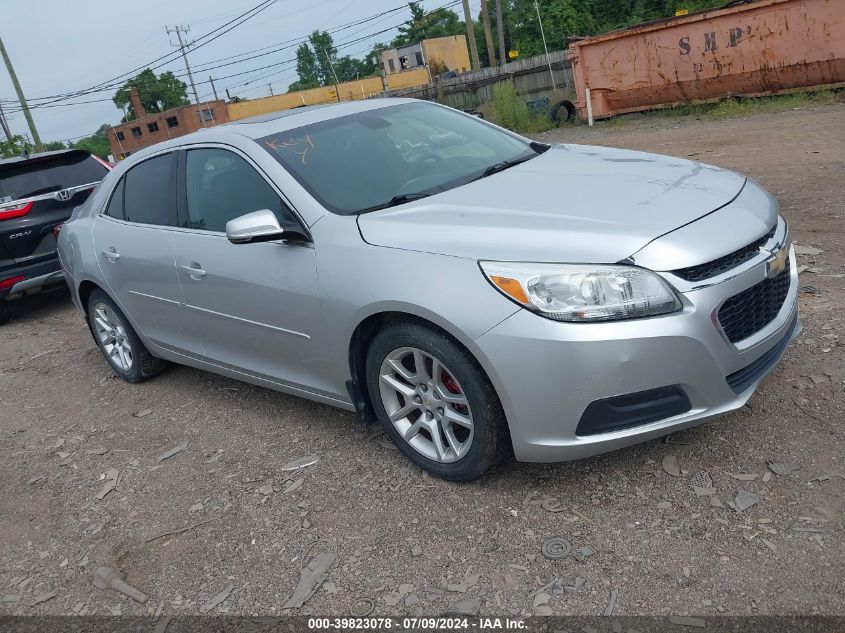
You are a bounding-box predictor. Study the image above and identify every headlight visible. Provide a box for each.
[480,261,682,322]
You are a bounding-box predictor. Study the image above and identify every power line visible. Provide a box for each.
[17,0,394,106]
[13,0,458,110]
[3,0,469,114]
[213,0,474,101]
[187,3,410,74]
[166,25,201,104]
[215,0,464,95]
[16,0,278,106]
[46,29,161,96]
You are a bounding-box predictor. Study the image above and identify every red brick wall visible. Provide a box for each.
[108,101,230,160]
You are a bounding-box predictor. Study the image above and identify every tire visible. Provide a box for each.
[86,289,168,383]
[365,320,509,481]
[552,100,577,123]
[0,300,8,326]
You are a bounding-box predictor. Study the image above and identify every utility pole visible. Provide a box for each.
[0,100,12,141]
[479,0,496,69]
[166,25,200,104]
[209,76,219,101]
[319,46,341,102]
[461,0,481,71]
[0,36,42,151]
[319,46,340,86]
[268,83,274,96]
[495,0,507,66]
[533,0,557,91]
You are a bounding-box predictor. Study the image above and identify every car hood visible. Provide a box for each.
[357,144,747,263]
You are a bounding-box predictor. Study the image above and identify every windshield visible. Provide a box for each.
[257,102,537,214]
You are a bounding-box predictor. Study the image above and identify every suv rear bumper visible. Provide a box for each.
[1,257,65,300]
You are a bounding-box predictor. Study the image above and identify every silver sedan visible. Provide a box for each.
[57,99,800,480]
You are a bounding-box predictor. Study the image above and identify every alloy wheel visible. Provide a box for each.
[92,302,133,372]
[378,346,474,463]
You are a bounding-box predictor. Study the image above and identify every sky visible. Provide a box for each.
[0,0,472,144]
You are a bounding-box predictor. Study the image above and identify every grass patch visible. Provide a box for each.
[651,88,840,120]
[593,88,842,128]
[488,81,555,133]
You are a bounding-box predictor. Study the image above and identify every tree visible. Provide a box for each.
[70,124,111,160]
[428,56,449,76]
[0,134,33,159]
[499,0,724,59]
[113,69,189,121]
[310,30,339,85]
[43,140,67,151]
[290,31,339,89]
[334,56,374,82]
[292,42,320,91]
[290,31,379,91]
[393,2,465,47]
[507,0,594,57]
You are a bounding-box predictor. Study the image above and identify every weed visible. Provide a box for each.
[488,81,555,133]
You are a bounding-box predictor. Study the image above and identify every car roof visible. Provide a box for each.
[221,97,419,139]
[116,98,424,166]
[0,148,91,167]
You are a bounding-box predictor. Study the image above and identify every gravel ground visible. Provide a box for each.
[1,103,843,619]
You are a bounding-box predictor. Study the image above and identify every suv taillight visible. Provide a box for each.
[0,275,26,291]
[0,200,34,221]
[53,223,63,239]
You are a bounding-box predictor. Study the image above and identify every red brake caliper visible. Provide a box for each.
[441,370,468,414]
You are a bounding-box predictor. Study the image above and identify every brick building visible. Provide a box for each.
[108,87,229,160]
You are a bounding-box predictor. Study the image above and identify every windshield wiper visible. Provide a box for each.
[356,192,432,213]
[471,145,547,183]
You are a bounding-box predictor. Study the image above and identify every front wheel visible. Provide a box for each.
[365,321,509,481]
[86,289,168,383]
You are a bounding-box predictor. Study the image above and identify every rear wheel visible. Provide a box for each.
[365,321,509,481]
[86,289,168,383]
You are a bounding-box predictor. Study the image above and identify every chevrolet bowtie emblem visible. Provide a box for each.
[762,242,789,279]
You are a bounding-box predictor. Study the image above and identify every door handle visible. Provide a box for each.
[182,263,206,279]
[101,249,120,261]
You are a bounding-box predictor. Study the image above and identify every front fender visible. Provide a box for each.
[312,214,520,399]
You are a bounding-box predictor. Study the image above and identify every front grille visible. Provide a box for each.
[718,259,791,343]
[726,314,798,394]
[673,224,776,282]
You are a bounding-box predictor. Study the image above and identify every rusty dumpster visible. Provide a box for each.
[567,0,845,120]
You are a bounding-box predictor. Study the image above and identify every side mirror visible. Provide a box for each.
[226,209,285,244]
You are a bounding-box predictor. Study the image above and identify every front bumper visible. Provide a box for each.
[474,245,801,462]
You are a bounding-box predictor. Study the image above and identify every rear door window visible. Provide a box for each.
[123,153,176,226]
[0,151,108,202]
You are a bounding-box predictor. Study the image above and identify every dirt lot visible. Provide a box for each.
[1,103,843,620]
